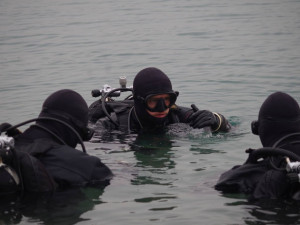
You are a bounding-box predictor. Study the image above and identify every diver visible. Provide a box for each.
[0,89,113,193]
[215,92,300,200]
[88,67,231,133]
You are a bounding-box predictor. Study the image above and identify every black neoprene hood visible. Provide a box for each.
[132,67,177,127]
[133,67,175,98]
[258,91,300,147]
[39,89,89,129]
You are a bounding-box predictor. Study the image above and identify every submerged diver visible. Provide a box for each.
[0,89,113,193]
[88,67,231,133]
[215,92,300,200]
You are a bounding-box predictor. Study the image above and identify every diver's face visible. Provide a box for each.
[146,94,170,118]
[147,108,170,118]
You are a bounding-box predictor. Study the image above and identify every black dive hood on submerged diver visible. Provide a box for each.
[132,67,178,127]
[251,91,300,147]
[0,89,97,153]
[90,70,179,129]
[246,92,300,174]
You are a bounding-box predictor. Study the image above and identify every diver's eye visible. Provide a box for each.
[146,95,171,109]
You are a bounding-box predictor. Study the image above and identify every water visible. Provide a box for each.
[1,0,300,224]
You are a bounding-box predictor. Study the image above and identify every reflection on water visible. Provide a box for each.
[0,187,105,225]
[130,132,174,151]
[134,195,177,203]
[2,0,300,223]
[224,197,300,225]
[91,123,234,188]
[91,121,226,148]
[130,133,176,186]
[247,200,300,225]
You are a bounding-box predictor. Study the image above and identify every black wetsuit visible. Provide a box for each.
[88,99,230,133]
[13,126,113,191]
[215,141,300,200]
[216,92,300,200]
[1,89,113,193]
[89,68,231,133]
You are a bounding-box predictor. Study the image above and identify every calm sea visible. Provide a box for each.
[1,0,300,224]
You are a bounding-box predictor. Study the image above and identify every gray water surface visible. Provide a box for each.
[1,0,300,224]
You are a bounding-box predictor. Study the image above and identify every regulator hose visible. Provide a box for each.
[101,87,133,127]
[1,117,87,153]
[246,147,300,164]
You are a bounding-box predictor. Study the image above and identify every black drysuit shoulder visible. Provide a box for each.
[16,138,113,189]
[215,160,269,194]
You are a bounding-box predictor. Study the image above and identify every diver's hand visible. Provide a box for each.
[188,110,218,129]
[0,123,22,137]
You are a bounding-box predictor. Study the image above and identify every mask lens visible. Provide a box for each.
[146,94,171,109]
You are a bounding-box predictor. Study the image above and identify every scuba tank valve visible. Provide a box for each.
[91,76,130,98]
[0,136,15,163]
[119,76,127,88]
[285,157,300,184]
[286,157,300,173]
[0,136,14,150]
[0,135,20,190]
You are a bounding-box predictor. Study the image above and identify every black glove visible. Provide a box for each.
[0,123,21,137]
[0,123,13,133]
[188,110,218,129]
